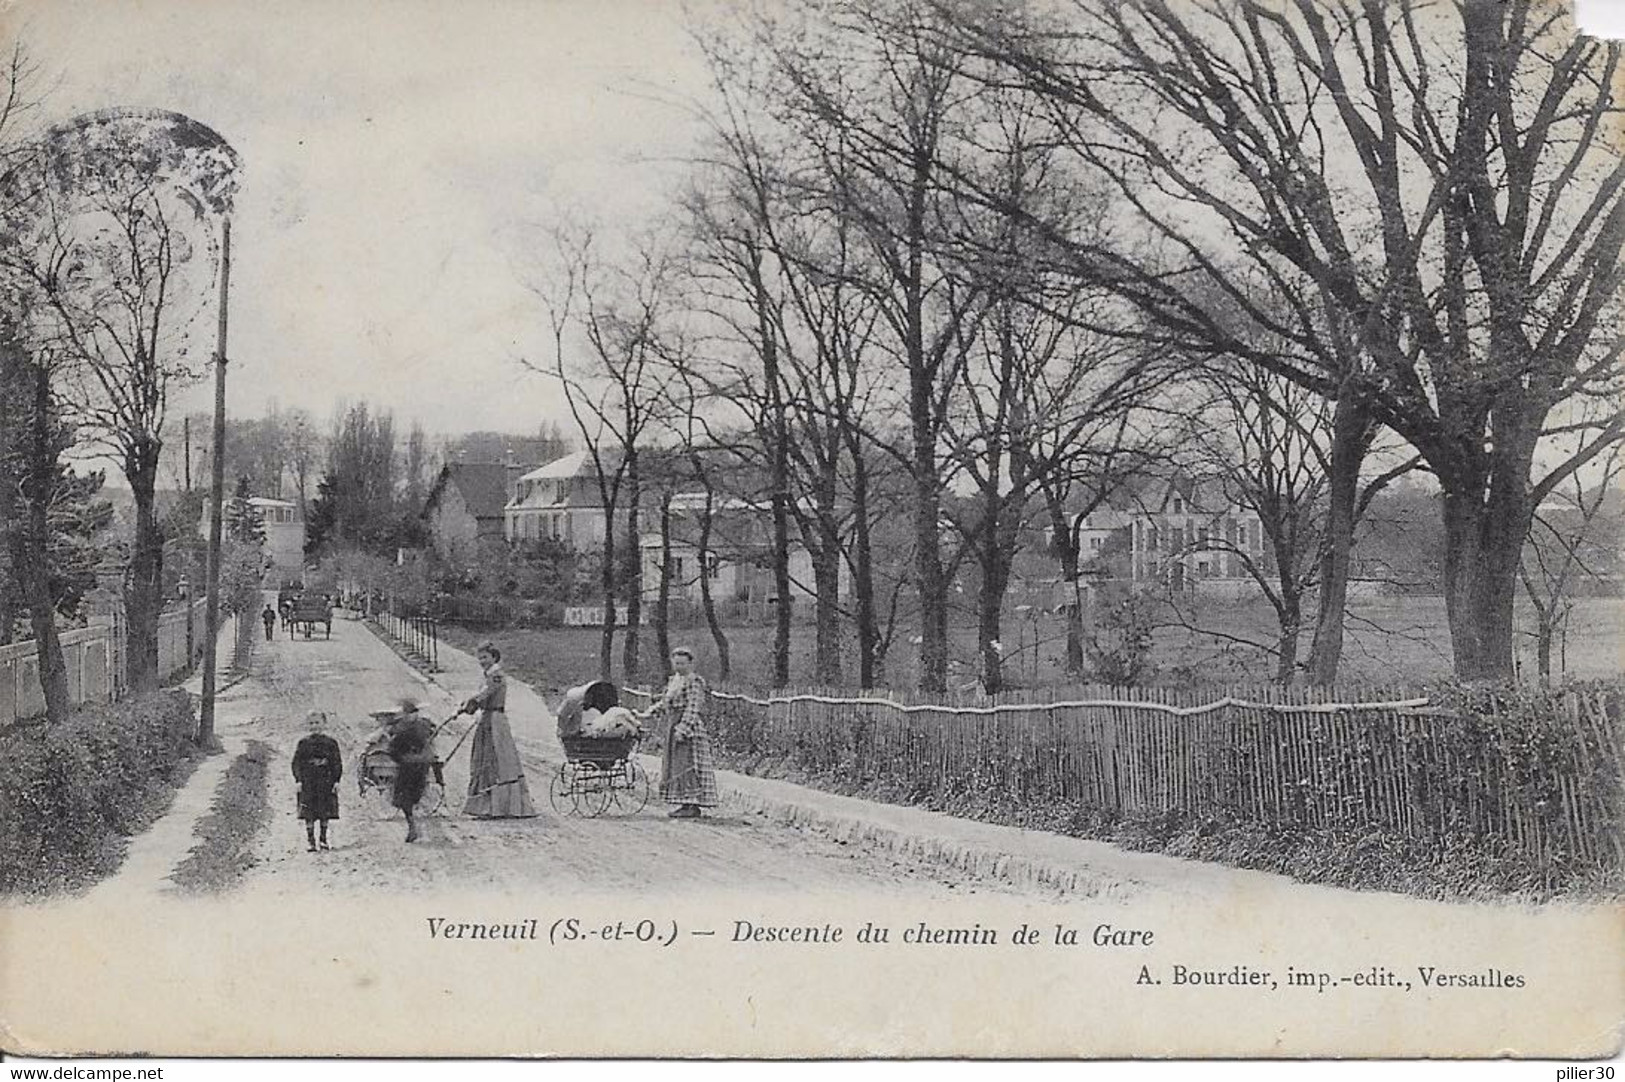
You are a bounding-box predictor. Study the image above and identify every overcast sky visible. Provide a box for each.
[17,0,717,442]
[12,0,1625,450]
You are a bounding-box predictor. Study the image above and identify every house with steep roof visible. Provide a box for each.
[423,463,522,560]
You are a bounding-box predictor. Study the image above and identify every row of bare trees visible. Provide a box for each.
[532,0,1621,693]
[0,45,241,721]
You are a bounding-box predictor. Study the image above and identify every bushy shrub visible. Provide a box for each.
[1086,590,1156,686]
[0,690,200,895]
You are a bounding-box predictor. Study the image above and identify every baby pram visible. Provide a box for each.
[357,709,451,815]
[549,681,649,817]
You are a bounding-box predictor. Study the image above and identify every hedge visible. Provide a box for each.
[0,690,202,895]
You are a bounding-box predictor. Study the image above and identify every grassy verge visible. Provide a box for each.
[170,740,274,894]
[0,690,206,897]
[441,596,1625,691]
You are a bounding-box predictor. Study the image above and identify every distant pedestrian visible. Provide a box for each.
[261,604,277,641]
[642,647,718,819]
[292,712,343,851]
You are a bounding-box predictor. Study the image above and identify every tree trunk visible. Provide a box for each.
[1306,396,1368,686]
[598,510,616,680]
[622,459,642,681]
[978,550,1011,694]
[1274,600,1301,687]
[697,487,730,681]
[1440,484,1528,682]
[770,484,792,688]
[1045,490,1086,676]
[754,256,794,690]
[912,469,948,693]
[812,512,843,685]
[655,492,672,682]
[9,358,71,720]
[125,439,163,692]
[17,509,69,723]
[1535,618,1553,683]
[849,437,880,689]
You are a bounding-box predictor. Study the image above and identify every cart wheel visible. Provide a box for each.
[364,781,398,820]
[421,777,447,816]
[607,760,651,815]
[548,764,582,816]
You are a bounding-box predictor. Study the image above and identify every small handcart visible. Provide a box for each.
[357,710,448,815]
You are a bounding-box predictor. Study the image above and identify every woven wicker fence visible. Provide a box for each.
[625,682,1624,873]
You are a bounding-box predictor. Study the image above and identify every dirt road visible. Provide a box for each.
[224,612,1048,900]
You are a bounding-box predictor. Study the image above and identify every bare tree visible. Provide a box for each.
[15,110,237,691]
[954,0,1625,682]
[0,44,77,719]
[284,406,319,520]
[1519,440,1623,682]
[752,0,995,692]
[537,226,676,681]
[942,83,1170,692]
[681,165,800,687]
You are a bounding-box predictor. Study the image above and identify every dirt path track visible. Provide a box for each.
[230,612,1044,900]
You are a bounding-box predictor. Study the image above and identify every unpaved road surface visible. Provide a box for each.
[224,613,1048,901]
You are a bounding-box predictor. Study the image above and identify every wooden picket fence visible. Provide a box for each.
[625,681,1624,874]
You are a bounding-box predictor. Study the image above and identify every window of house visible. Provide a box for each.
[705,553,721,579]
[1091,537,1102,550]
[1173,497,1184,513]
[673,556,688,580]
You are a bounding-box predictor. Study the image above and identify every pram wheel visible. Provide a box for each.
[548,762,610,817]
[605,760,650,815]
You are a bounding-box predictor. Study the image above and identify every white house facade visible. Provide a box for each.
[505,451,624,548]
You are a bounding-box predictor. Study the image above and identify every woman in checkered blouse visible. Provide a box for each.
[645,647,718,818]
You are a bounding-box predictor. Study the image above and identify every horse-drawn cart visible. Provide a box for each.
[288,596,333,639]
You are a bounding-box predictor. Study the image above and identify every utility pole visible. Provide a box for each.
[183,416,191,492]
[198,217,231,747]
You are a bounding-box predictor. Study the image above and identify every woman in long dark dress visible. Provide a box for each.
[461,642,537,818]
[644,647,718,819]
[292,712,343,851]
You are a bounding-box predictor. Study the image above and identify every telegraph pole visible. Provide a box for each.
[198,217,231,746]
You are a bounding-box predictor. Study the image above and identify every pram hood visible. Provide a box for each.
[558,680,618,738]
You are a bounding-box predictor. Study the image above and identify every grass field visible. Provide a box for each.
[440,595,1624,695]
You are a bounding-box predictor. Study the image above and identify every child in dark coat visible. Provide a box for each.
[292,711,343,851]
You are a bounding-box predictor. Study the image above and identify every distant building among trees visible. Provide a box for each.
[423,463,523,561]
